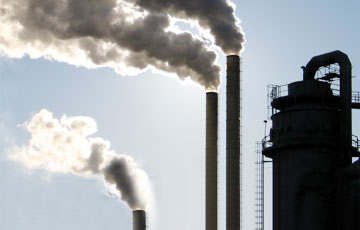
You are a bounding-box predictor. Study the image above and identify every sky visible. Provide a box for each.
[1,1,360,230]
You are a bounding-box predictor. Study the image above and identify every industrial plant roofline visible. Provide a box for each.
[261,50,360,230]
[302,50,351,81]
[304,51,351,166]
[266,84,360,117]
[267,50,360,117]
[266,54,360,121]
[263,50,360,161]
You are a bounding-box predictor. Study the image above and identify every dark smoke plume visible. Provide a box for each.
[125,0,245,54]
[0,0,245,91]
[104,158,148,210]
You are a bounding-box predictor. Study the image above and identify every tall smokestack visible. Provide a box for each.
[226,55,240,230]
[133,210,146,230]
[206,92,218,230]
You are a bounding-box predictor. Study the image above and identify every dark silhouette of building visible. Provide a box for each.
[263,51,360,230]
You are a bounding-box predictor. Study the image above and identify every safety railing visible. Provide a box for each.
[268,83,360,118]
[352,91,360,104]
[267,84,288,118]
[262,135,273,151]
[267,84,288,101]
[352,135,360,152]
[329,84,360,104]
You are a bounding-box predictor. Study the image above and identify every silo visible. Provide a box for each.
[206,92,218,230]
[226,55,240,230]
[133,210,146,230]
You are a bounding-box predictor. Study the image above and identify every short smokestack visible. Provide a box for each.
[133,210,146,230]
[226,55,240,230]
[206,92,218,230]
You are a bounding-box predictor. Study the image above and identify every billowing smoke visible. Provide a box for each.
[9,109,150,210]
[124,0,245,54]
[0,0,244,91]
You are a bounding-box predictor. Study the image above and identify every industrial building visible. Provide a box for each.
[263,50,360,230]
[132,50,360,230]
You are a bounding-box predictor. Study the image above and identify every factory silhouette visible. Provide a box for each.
[7,1,358,230]
[134,50,360,230]
[261,50,360,230]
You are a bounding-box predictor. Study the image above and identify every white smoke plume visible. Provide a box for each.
[0,0,246,91]
[9,109,150,210]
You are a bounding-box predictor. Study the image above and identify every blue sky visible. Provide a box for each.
[1,1,360,230]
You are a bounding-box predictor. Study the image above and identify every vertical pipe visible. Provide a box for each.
[206,92,218,230]
[226,55,240,230]
[339,60,352,167]
[302,50,352,229]
[133,210,146,230]
[338,57,352,230]
[302,50,352,166]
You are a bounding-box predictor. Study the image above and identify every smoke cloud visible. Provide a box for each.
[125,0,245,54]
[0,0,247,91]
[10,109,150,210]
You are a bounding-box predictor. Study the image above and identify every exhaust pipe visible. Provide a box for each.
[133,210,146,230]
[226,55,240,230]
[303,50,352,167]
[206,92,218,230]
[303,50,352,230]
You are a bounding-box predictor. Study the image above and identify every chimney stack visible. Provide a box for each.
[206,92,218,230]
[133,210,146,230]
[226,55,241,230]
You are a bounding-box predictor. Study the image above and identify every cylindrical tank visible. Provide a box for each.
[265,80,340,230]
[133,210,146,230]
[206,92,218,230]
[226,55,240,230]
